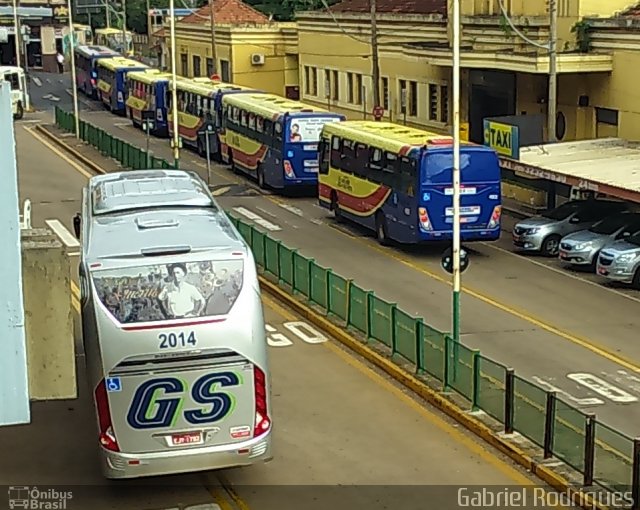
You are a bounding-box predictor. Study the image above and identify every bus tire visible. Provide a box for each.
[257,164,266,189]
[375,212,390,246]
[331,192,343,222]
[14,101,23,120]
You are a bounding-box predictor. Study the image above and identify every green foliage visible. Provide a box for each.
[571,19,592,53]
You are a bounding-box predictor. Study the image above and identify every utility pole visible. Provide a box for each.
[105,0,111,28]
[169,0,180,166]
[208,0,217,75]
[12,0,20,69]
[547,0,557,142]
[67,0,80,138]
[451,0,461,342]
[370,0,380,108]
[121,0,127,54]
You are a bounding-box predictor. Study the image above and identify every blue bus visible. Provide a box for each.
[220,92,345,190]
[167,78,258,161]
[126,69,172,137]
[96,57,148,114]
[74,45,119,99]
[318,120,502,245]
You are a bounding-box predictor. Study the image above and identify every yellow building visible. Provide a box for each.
[296,0,640,145]
[158,0,300,98]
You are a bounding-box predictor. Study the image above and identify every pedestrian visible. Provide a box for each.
[56,52,64,73]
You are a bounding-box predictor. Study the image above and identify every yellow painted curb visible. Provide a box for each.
[257,274,609,510]
[34,124,106,175]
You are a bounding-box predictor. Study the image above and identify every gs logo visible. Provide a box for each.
[126,372,241,430]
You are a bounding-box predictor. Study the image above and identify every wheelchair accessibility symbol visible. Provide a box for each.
[106,377,122,393]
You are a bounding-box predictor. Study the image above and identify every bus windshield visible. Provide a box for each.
[91,259,244,324]
[421,150,500,184]
[288,117,340,143]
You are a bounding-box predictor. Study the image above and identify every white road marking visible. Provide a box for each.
[567,373,638,403]
[212,186,230,196]
[32,76,42,87]
[283,321,328,344]
[265,323,293,347]
[45,219,79,248]
[615,370,640,394]
[278,203,304,217]
[532,376,604,406]
[481,241,640,304]
[233,206,281,231]
[49,96,60,102]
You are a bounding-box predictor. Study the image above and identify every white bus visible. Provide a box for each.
[0,66,28,119]
[73,169,273,479]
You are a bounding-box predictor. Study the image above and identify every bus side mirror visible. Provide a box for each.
[73,212,81,239]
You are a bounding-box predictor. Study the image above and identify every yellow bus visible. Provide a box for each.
[126,69,175,136]
[220,93,344,190]
[167,78,257,160]
[95,27,134,56]
[317,120,502,245]
[96,57,148,113]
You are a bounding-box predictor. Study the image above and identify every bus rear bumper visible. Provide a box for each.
[99,431,272,479]
[418,229,501,242]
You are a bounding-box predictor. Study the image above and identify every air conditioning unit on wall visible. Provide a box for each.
[251,53,265,65]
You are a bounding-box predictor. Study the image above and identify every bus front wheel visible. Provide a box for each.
[331,192,343,223]
[375,212,390,246]
[14,101,23,120]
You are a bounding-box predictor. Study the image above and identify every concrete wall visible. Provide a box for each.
[21,228,76,401]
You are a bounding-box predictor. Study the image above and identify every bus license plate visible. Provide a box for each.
[171,431,203,446]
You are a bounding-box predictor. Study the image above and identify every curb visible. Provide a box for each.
[257,275,608,510]
[40,120,607,510]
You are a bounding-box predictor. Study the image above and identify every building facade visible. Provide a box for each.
[159,0,300,98]
[0,1,70,72]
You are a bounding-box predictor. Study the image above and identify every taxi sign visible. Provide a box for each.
[483,120,519,159]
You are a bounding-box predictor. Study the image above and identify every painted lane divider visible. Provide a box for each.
[532,376,605,407]
[232,206,281,231]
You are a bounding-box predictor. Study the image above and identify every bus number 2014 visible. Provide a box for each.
[159,331,197,349]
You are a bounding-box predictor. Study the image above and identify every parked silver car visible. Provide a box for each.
[596,231,640,288]
[512,199,630,256]
[558,212,640,269]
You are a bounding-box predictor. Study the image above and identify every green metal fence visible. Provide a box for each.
[53,107,640,504]
[54,107,176,170]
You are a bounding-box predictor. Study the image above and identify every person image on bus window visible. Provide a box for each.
[290,123,302,142]
[159,263,205,318]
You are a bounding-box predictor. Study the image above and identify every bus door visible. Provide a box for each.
[389,155,419,242]
[86,257,260,456]
[154,81,168,134]
[114,70,128,112]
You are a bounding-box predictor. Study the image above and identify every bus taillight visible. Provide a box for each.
[94,379,120,452]
[283,160,295,179]
[488,205,502,229]
[418,207,432,231]
[253,365,271,437]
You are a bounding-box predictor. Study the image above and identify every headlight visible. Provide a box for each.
[618,253,636,263]
[527,228,540,235]
[573,242,592,251]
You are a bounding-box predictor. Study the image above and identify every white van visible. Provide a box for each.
[0,66,28,119]
[73,169,273,479]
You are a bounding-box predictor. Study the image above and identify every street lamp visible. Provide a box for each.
[12,0,20,68]
[451,0,461,342]
[67,0,80,138]
[169,0,180,167]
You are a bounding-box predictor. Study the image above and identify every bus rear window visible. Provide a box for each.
[421,150,500,184]
[288,117,340,143]
[91,259,244,324]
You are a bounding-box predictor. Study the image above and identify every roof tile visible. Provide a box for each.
[329,0,446,15]
[620,2,640,16]
[179,0,269,24]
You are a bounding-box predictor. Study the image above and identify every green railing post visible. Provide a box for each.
[276,241,282,283]
[471,349,481,411]
[344,279,352,326]
[443,335,451,392]
[307,258,313,300]
[390,305,398,357]
[365,291,373,342]
[291,249,298,292]
[415,319,425,374]
[325,269,332,313]
[543,391,557,458]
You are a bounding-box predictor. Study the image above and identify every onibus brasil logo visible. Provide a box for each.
[8,486,73,509]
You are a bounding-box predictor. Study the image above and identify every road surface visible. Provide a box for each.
[0,115,574,510]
